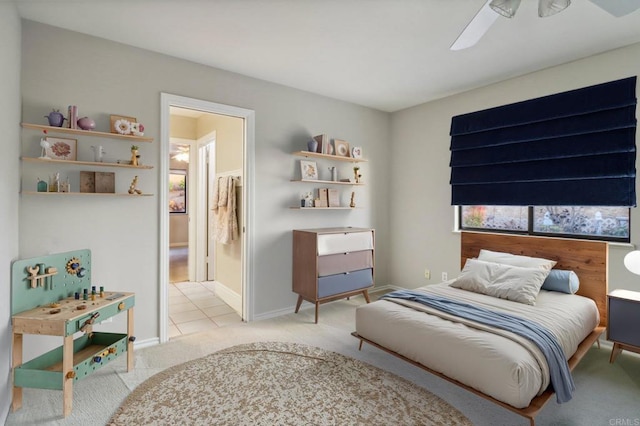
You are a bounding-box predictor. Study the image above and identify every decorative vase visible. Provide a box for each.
[131,150,139,166]
[307,139,318,152]
[45,110,67,127]
[77,117,96,130]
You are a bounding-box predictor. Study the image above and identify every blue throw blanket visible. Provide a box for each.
[381,290,574,403]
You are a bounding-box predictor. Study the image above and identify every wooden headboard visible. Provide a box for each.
[461,231,609,327]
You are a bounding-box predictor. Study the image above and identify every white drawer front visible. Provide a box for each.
[317,231,373,256]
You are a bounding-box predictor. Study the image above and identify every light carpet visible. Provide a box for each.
[107,341,472,426]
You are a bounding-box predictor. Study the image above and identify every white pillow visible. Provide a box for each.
[451,258,550,305]
[478,249,557,271]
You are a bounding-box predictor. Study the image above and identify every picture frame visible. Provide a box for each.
[169,170,187,213]
[300,160,318,180]
[334,139,350,157]
[351,146,363,159]
[44,137,77,161]
[110,114,137,135]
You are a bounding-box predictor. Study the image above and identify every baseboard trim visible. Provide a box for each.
[134,337,159,350]
[214,282,242,315]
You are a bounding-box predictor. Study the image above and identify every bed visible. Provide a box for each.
[352,231,607,426]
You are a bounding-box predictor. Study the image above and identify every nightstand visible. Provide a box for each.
[607,289,640,363]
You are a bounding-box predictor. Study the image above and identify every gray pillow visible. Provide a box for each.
[478,249,557,271]
[452,258,550,305]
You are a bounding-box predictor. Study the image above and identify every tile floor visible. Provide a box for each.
[168,281,242,338]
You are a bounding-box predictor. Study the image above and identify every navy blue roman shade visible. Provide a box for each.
[450,77,638,206]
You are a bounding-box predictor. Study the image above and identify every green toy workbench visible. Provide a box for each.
[11,249,135,417]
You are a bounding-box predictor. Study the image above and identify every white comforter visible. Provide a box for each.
[355,282,599,408]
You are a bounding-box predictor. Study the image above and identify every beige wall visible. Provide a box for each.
[18,21,391,361]
[0,4,21,421]
[198,114,244,295]
[389,42,640,297]
[171,115,197,140]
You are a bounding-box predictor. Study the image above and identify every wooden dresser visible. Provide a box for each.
[293,227,374,323]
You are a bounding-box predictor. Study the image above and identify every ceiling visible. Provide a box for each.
[13,0,640,112]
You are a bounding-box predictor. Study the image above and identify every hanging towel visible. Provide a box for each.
[212,176,239,244]
[212,176,228,213]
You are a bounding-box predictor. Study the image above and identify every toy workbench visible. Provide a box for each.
[10,249,135,417]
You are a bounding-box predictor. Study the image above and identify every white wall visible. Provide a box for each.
[390,42,640,297]
[18,21,391,360]
[0,3,21,422]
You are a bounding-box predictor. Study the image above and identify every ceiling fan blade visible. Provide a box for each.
[588,0,640,17]
[450,0,499,51]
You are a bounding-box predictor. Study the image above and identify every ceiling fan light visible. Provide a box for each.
[538,0,571,17]
[490,0,522,18]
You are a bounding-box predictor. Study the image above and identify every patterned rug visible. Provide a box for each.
[108,341,471,425]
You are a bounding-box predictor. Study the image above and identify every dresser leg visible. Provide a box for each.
[362,289,371,303]
[609,342,623,364]
[315,302,319,324]
[294,295,303,313]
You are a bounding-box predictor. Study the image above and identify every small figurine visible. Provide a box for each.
[353,166,362,184]
[350,192,356,208]
[128,175,142,195]
[39,130,51,159]
[131,145,139,166]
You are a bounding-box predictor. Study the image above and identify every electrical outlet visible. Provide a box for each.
[424,269,430,279]
[442,272,448,281]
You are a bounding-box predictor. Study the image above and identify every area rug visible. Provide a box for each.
[108,341,471,425]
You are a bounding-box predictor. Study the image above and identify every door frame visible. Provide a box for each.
[160,93,255,343]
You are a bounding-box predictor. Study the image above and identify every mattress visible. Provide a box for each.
[355,282,599,408]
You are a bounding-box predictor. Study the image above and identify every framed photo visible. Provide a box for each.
[300,160,318,180]
[44,137,77,161]
[110,114,137,135]
[334,139,350,157]
[351,146,363,159]
[169,170,187,213]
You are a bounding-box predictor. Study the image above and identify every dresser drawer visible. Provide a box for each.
[318,250,373,277]
[317,231,373,256]
[317,268,373,298]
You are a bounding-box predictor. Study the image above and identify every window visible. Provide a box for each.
[460,205,630,242]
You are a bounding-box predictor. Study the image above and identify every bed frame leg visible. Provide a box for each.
[596,337,601,349]
[358,340,363,351]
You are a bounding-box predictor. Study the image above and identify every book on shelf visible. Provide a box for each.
[313,134,327,154]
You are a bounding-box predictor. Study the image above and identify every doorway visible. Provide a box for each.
[160,93,255,343]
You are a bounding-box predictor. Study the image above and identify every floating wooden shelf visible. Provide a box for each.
[21,123,153,143]
[289,206,359,210]
[22,191,153,197]
[22,157,153,169]
[292,151,367,163]
[290,179,363,185]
